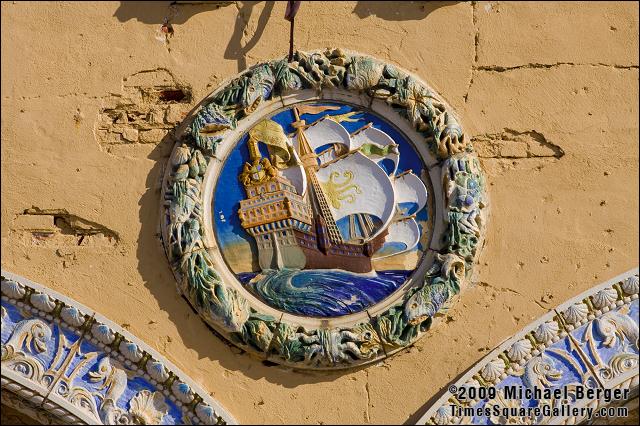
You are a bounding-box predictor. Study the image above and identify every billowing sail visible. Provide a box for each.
[281,143,307,196]
[282,164,307,196]
[351,125,399,175]
[291,116,351,157]
[373,217,421,259]
[394,172,428,215]
[316,151,395,239]
[316,145,339,164]
[373,172,428,258]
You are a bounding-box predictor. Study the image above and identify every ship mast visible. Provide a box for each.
[292,107,344,245]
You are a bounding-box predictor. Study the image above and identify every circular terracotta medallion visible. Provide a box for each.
[161,49,487,369]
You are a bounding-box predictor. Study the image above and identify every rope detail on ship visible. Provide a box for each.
[293,106,344,244]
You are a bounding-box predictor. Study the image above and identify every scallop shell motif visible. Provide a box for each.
[30,292,56,312]
[60,306,86,327]
[146,360,170,383]
[480,358,506,383]
[171,379,195,404]
[1,279,25,299]
[507,339,533,362]
[119,339,144,362]
[591,288,618,309]
[91,323,115,345]
[196,403,220,424]
[457,378,482,401]
[562,303,589,325]
[534,321,560,343]
[433,406,453,425]
[129,390,168,425]
[621,275,639,295]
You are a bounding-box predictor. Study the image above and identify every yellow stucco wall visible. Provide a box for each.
[1,1,638,424]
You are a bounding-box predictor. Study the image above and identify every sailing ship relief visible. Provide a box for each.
[214,102,430,317]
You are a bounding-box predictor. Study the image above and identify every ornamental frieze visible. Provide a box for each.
[418,269,639,425]
[1,270,236,425]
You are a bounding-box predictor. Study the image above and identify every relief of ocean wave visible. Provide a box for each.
[237,269,410,317]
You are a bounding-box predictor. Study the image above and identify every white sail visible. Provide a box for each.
[351,126,399,175]
[316,151,395,239]
[394,172,428,215]
[316,146,338,165]
[281,144,307,196]
[373,217,421,259]
[291,116,351,157]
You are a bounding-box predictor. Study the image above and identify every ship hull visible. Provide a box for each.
[300,246,373,273]
[294,228,388,273]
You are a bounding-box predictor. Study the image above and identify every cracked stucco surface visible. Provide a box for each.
[1,1,638,424]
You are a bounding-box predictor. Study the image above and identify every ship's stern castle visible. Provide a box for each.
[237,144,313,270]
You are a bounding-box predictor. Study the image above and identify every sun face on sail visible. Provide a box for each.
[320,170,362,209]
[316,150,397,240]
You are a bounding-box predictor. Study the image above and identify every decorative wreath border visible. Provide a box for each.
[160,49,488,370]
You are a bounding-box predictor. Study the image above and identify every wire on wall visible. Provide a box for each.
[285,1,302,62]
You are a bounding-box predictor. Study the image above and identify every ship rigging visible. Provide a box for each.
[236,105,428,273]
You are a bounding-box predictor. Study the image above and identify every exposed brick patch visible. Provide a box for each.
[158,89,187,102]
[472,129,565,159]
[94,68,192,146]
[12,208,119,248]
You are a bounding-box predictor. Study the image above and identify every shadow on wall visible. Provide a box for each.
[352,1,459,21]
[113,1,235,25]
[404,367,470,424]
[224,1,276,72]
[113,1,459,71]
[112,1,455,24]
[128,0,456,396]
